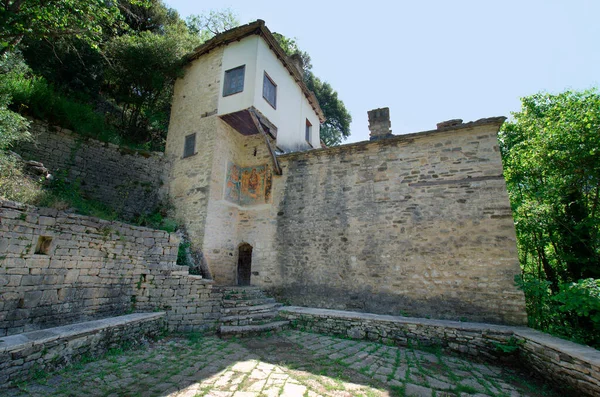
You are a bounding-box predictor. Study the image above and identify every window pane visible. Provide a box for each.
[223,65,245,96]
[263,73,277,108]
[183,133,196,158]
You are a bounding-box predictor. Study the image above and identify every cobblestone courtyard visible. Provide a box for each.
[6,330,561,397]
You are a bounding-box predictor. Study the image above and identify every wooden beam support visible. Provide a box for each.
[249,108,282,176]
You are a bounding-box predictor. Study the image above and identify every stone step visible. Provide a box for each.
[219,320,289,337]
[221,302,282,316]
[220,311,279,326]
[217,286,262,293]
[221,297,276,308]
[221,291,269,301]
[221,289,268,297]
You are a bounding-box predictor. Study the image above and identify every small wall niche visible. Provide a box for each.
[34,236,53,255]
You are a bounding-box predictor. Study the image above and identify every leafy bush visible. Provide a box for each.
[516,275,555,331]
[3,73,123,145]
[0,105,30,149]
[133,203,178,233]
[554,279,600,346]
[517,275,600,348]
[0,53,31,149]
[177,241,192,267]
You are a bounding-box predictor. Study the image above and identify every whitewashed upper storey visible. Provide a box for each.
[184,20,325,152]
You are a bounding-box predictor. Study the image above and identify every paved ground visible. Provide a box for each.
[6,330,562,397]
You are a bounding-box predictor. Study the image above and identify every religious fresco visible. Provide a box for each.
[225,162,272,205]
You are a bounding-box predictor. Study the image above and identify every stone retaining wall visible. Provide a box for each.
[279,306,600,397]
[0,200,220,336]
[134,266,222,333]
[14,120,168,219]
[0,312,165,388]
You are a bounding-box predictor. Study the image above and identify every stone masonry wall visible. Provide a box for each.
[262,119,526,325]
[279,307,600,397]
[14,120,167,219]
[0,201,219,336]
[202,120,276,284]
[0,313,165,388]
[165,47,224,254]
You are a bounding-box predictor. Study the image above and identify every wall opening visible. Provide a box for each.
[34,236,53,255]
[237,243,253,286]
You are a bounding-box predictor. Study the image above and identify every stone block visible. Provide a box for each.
[38,217,56,226]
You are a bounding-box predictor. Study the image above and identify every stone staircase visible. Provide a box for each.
[218,286,288,337]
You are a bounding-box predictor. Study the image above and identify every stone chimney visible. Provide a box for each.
[368,107,393,140]
[289,53,304,75]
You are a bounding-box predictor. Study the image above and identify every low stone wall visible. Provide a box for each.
[0,312,165,388]
[0,200,219,336]
[279,306,600,397]
[516,328,600,397]
[14,120,168,219]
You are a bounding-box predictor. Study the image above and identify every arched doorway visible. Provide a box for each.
[237,243,252,286]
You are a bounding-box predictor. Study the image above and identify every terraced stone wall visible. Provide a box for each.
[0,201,219,336]
[14,120,168,219]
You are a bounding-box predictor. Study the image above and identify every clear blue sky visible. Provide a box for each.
[166,0,599,143]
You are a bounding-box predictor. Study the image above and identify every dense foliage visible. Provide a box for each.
[272,33,352,146]
[500,89,600,347]
[0,0,147,55]
[1,1,350,149]
[0,1,237,150]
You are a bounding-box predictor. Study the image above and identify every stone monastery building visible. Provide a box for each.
[7,21,600,397]
[165,20,527,325]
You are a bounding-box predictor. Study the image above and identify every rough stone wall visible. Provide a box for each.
[14,120,167,219]
[279,307,600,397]
[163,45,524,324]
[165,47,224,252]
[164,46,279,284]
[0,201,219,336]
[202,120,275,284]
[0,313,165,388]
[262,120,526,325]
[133,266,222,333]
[516,328,600,397]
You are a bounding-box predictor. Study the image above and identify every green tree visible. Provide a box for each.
[500,89,600,281]
[500,89,600,346]
[272,33,351,146]
[0,0,149,55]
[186,9,239,42]
[105,25,200,145]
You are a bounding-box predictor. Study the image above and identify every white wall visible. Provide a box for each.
[218,36,259,116]
[253,38,321,151]
[217,34,321,152]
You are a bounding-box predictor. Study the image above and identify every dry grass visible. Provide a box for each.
[0,151,47,205]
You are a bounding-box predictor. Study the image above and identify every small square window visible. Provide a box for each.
[223,65,245,96]
[183,133,196,158]
[305,119,312,144]
[263,72,277,109]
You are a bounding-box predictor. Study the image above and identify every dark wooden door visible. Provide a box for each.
[237,244,252,286]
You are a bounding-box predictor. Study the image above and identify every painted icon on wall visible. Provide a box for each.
[225,162,272,205]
